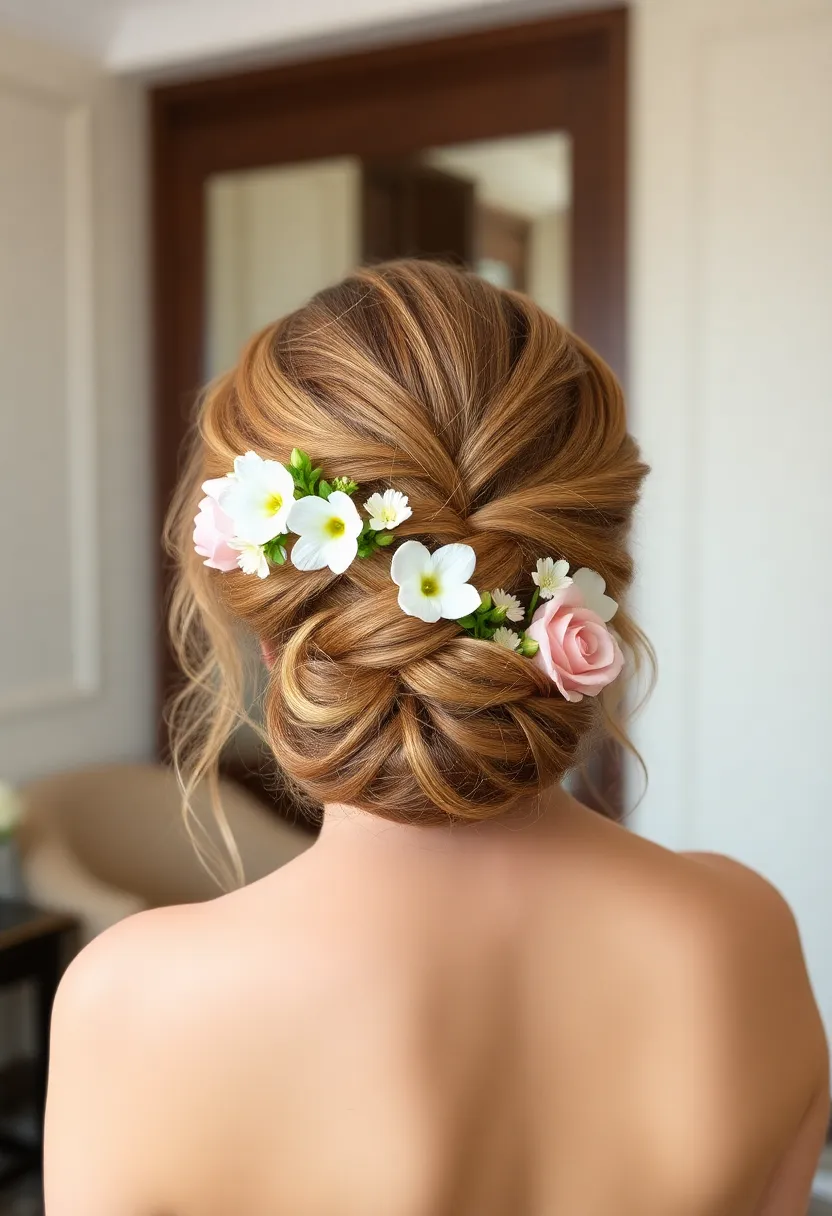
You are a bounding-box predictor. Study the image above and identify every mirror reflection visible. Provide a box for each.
[206,132,571,380]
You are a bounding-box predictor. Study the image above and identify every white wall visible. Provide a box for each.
[630,0,832,1039]
[206,160,361,377]
[0,27,154,794]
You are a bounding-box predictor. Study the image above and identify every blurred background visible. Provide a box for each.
[0,0,829,1209]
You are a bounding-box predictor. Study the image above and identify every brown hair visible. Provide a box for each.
[166,260,650,880]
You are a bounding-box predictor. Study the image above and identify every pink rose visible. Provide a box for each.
[526,585,623,702]
[193,478,238,572]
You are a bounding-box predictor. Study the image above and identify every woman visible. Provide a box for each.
[45,261,828,1215]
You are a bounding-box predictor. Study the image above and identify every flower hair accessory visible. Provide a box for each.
[391,541,481,622]
[193,448,409,578]
[524,565,623,701]
[390,547,623,701]
[385,537,622,700]
[194,451,623,702]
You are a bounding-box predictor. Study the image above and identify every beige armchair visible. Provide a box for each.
[16,763,313,943]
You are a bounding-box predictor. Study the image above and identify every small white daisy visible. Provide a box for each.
[492,627,521,651]
[532,557,573,600]
[229,538,270,579]
[364,488,412,531]
[491,588,524,623]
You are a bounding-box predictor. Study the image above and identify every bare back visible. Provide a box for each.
[45,795,829,1216]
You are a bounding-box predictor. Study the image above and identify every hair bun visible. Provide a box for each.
[168,260,650,835]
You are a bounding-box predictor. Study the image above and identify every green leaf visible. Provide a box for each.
[318,479,332,500]
[457,615,476,630]
[309,467,322,487]
[263,535,288,565]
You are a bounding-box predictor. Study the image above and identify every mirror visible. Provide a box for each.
[204,132,572,782]
[206,132,571,379]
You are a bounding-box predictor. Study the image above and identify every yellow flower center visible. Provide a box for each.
[264,493,283,516]
[325,516,346,538]
[421,575,439,598]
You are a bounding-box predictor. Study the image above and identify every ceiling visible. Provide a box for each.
[0,0,128,59]
[0,0,602,74]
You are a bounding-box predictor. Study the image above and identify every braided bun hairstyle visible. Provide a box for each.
[167,260,650,878]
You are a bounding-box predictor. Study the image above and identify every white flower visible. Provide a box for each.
[364,488,412,531]
[492,627,521,651]
[229,538,269,579]
[287,490,363,574]
[391,540,481,623]
[0,782,23,840]
[572,567,618,623]
[217,451,295,545]
[532,557,573,600]
[491,588,524,623]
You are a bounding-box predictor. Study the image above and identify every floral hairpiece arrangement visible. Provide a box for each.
[386,543,621,700]
[194,448,412,578]
[195,449,623,702]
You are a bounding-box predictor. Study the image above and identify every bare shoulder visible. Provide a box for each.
[680,848,810,934]
[45,894,293,1215]
[662,849,827,1070]
[667,848,825,1049]
[45,904,199,1214]
[50,900,208,1050]
[619,841,829,1083]
[48,898,220,1070]
[50,883,301,1060]
[56,898,191,982]
[614,839,829,1208]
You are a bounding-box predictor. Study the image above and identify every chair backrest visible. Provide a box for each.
[18,763,313,907]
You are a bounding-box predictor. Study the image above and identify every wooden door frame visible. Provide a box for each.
[151,6,629,815]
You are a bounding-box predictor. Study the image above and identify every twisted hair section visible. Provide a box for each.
[166,260,652,867]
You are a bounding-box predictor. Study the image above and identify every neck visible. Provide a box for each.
[317,784,579,859]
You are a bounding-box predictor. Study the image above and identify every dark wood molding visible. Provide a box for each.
[151,6,629,817]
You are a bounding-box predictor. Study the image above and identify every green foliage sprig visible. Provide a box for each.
[457,592,539,656]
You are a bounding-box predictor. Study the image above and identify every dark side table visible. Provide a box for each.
[0,899,79,1187]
